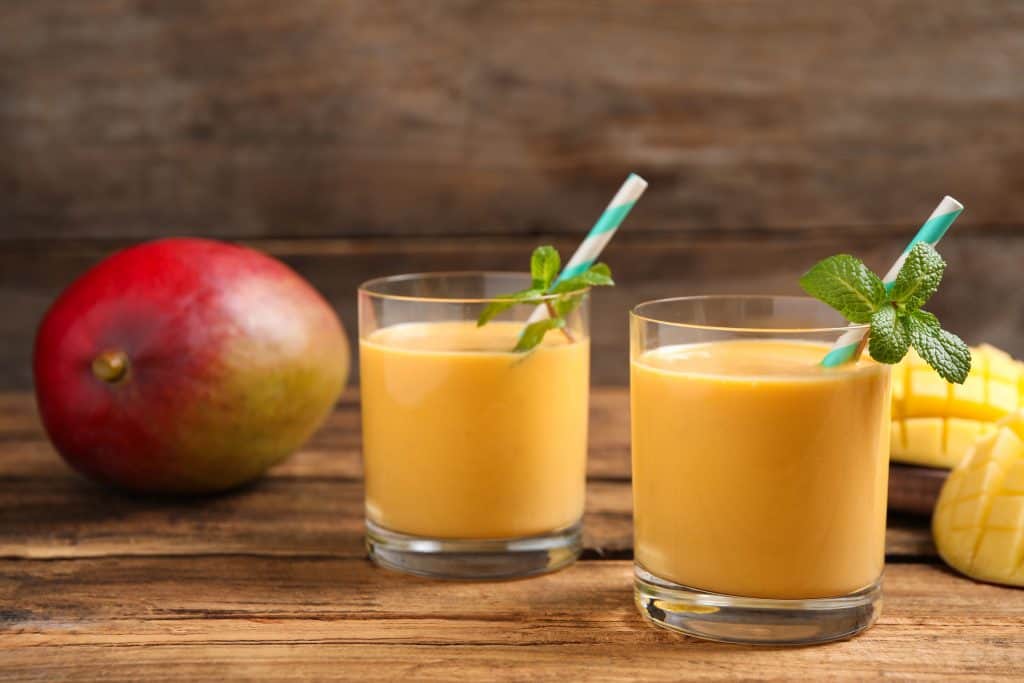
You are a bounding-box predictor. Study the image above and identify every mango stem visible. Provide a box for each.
[91,350,129,384]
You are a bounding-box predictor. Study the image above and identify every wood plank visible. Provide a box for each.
[4,232,1024,389]
[0,476,629,561]
[2,1,1024,239]
[0,390,628,558]
[0,558,1021,680]
[0,390,939,560]
[889,464,948,516]
[0,459,932,562]
[0,389,628,480]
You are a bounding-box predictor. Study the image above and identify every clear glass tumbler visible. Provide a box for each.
[630,295,891,644]
[358,272,590,579]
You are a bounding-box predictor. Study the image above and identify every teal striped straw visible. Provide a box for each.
[555,173,648,283]
[821,196,965,367]
[528,173,648,322]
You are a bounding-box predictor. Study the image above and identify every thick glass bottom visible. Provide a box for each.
[634,564,882,645]
[366,519,582,580]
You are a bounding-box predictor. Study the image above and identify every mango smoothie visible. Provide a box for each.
[631,339,890,600]
[360,320,589,539]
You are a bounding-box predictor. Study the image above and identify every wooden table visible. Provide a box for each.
[2,389,1022,680]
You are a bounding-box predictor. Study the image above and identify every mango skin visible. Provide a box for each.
[933,411,1024,587]
[34,238,349,494]
[891,345,1022,469]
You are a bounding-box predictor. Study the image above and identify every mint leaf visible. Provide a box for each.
[804,245,967,379]
[868,305,910,364]
[551,265,615,294]
[479,247,615,351]
[890,243,945,311]
[552,292,585,318]
[799,254,887,324]
[586,262,614,284]
[530,246,560,289]
[514,317,565,353]
[903,309,971,384]
[476,287,544,327]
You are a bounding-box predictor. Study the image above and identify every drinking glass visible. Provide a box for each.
[358,272,590,579]
[630,295,891,644]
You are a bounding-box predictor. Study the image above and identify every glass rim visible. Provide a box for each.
[358,270,587,304]
[629,295,869,334]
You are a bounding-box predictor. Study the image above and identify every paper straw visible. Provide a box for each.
[820,196,965,367]
[528,173,648,323]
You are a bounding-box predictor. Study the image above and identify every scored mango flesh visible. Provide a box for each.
[933,411,1024,587]
[891,344,1024,468]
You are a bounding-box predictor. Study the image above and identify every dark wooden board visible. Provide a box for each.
[2,1,1024,239]
[889,463,950,517]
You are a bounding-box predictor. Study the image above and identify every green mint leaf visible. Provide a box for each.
[550,263,615,294]
[478,246,614,351]
[530,246,560,289]
[581,260,610,284]
[552,291,586,318]
[867,305,910,364]
[513,317,565,353]
[799,254,887,324]
[476,287,545,327]
[903,309,971,384]
[890,243,945,312]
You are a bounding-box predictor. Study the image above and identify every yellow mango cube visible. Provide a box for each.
[933,409,1024,587]
[988,429,1024,469]
[900,418,946,467]
[890,343,1024,469]
[973,529,1024,579]
[1002,461,1024,495]
[945,419,986,466]
[987,496,1024,530]
[958,460,1000,498]
[990,381,1019,415]
[949,374,996,421]
[986,347,1020,385]
[905,369,949,417]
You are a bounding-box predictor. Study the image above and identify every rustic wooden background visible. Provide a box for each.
[3,0,1023,388]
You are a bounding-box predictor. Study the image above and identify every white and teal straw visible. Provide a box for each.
[529,173,648,321]
[820,195,965,367]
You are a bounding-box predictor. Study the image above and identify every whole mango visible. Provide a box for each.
[34,238,349,494]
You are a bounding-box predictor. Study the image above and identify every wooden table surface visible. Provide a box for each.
[2,388,1022,680]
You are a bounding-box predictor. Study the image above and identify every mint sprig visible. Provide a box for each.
[800,243,970,383]
[477,245,614,352]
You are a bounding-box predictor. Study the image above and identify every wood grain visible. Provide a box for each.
[889,464,948,516]
[2,1,1024,240]
[0,390,935,561]
[2,384,1018,679]
[1,558,1022,681]
[4,231,1024,389]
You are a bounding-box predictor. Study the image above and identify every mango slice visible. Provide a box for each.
[891,344,1023,468]
[933,411,1024,587]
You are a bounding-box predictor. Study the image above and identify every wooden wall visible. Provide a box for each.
[2,1,1023,387]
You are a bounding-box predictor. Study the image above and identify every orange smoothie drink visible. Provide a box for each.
[632,339,890,598]
[360,320,589,539]
[357,272,591,579]
[630,296,891,644]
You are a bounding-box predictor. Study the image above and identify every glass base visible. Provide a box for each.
[634,564,882,645]
[366,519,582,580]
